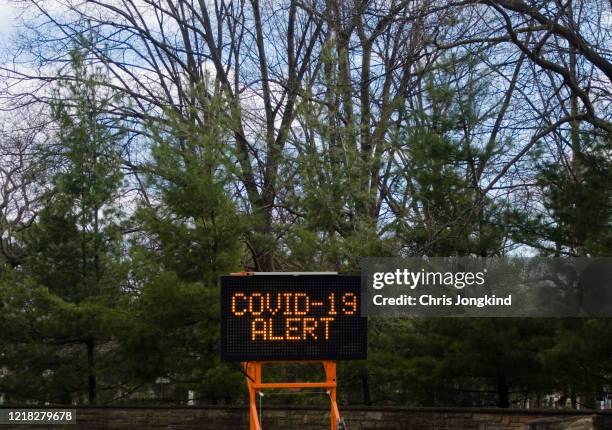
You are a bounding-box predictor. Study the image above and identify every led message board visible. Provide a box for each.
[221,274,367,361]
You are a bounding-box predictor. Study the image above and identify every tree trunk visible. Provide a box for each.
[252,211,274,271]
[86,336,96,404]
[361,366,372,406]
[497,375,509,408]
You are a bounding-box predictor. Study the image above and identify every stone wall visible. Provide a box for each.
[1,406,611,430]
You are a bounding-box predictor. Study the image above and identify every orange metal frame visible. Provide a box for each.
[242,361,341,430]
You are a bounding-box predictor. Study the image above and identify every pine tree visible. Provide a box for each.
[1,47,128,404]
[123,83,244,403]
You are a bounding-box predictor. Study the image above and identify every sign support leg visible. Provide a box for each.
[244,362,262,430]
[323,361,339,430]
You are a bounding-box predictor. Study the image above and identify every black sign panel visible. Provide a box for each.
[221,275,367,361]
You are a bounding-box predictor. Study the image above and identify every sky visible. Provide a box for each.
[0,0,17,43]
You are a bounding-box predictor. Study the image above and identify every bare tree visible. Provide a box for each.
[1,0,610,263]
[0,108,50,267]
[2,0,328,269]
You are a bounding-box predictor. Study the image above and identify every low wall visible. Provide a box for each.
[1,405,611,429]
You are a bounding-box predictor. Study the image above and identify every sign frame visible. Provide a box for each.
[220,273,367,362]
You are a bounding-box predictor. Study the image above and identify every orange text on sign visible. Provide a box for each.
[231,292,357,316]
[230,291,358,342]
[250,317,336,341]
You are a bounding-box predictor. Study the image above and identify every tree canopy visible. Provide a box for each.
[0,0,610,408]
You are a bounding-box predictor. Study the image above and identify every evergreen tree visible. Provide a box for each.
[122,85,244,403]
[513,131,612,256]
[0,47,128,404]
